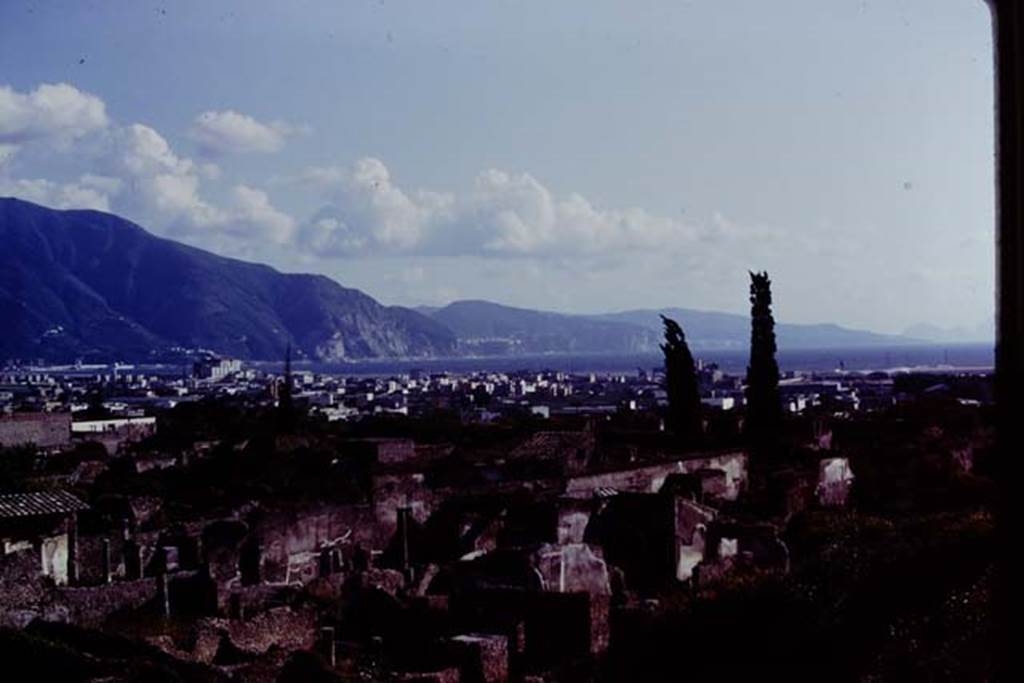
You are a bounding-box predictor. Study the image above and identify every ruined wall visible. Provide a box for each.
[218,582,289,615]
[372,472,440,545]
[0,548,61,628]
[0,412,71,449]
[449,588,610,670]
[693,468,729,501]
[520,591,610,663]
[705,521,789,574]
[449,633,509,683]
[674,499,716,582]
[58,578,159,628]
[817,457,855,507]
[565,451,748,500]
[202,519,249,587]
[40,532,69,585]
[556,503,592,545]
[74,422,156,455]
[77,534,128,585]
[394,669,460,683]
[250,502,375,584]
[373,439,417,464]
[171,606,317,663]
[533,543,611,596]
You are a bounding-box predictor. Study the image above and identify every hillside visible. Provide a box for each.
[0,198,456,362]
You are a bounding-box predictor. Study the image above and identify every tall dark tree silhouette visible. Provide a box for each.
[660,315,702,447]
[745,271,782,456]
[278,343,295,432]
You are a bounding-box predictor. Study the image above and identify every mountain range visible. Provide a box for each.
[1,198,950,363]
[901,321,993,344]
[0,198,455,362]
[416,300,923,356]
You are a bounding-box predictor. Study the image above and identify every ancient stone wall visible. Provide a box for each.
[249,502,375,583]
[449,588,610,671]
[817,457,855,507]
[565,451,747,500]
[373,438,417,464]
[0,412,71,449]
[372,472,440,544]
[0,548,60,628]
[57,578,159,628]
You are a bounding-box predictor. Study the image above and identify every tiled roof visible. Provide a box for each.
[0,490,89,518]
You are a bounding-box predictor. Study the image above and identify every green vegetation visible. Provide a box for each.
[745,271,782,460]
[660,315,702,448]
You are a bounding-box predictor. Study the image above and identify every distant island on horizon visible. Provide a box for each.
[0,197,993,364]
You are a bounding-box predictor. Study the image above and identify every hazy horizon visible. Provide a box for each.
[1,0,995,337]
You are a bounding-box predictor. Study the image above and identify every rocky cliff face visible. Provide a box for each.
[0,198,456,362]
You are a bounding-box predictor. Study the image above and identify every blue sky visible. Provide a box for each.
[0,0,994,336]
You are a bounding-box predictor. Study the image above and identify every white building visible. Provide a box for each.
[193,358,241,382]
[71,416,156,434]
[701,396,736,411]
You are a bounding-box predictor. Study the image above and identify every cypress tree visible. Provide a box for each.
[660,314,702,447]
[745,271,782,456]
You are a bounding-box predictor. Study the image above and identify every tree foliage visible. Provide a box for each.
[277,343,295,433]
[660,314,702,448]
[745,271,782,457]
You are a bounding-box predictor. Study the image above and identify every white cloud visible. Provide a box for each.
[221,184,296,244]
[0,144,17,166]
[64,122,294,244]
[0,84,802,321]
[111,123,197,178]
[189,109,307,156]
[299,158,454,255]
[79,173,124,195]
[292,165,347,188]
[345,157,453,249]
[0,83,108,147]
[0,86,297,254]
[469,169,697,255]
[298,158,701,259]
[96,123,224,230]
[304,215,368,254]
[0,177,111,212]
